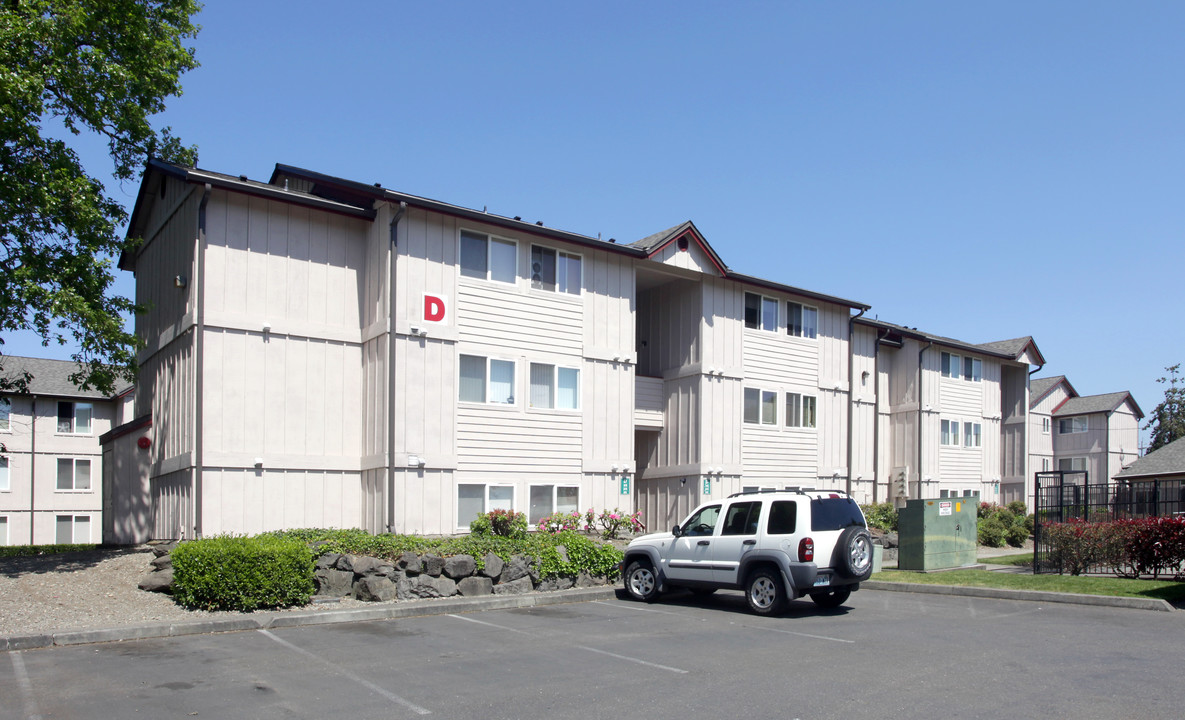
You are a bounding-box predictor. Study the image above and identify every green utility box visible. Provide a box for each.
[898,496,978,571]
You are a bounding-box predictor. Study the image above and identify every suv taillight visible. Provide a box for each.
[798,537,814,562]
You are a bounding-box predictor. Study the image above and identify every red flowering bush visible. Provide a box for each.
[1043,516,1185,578]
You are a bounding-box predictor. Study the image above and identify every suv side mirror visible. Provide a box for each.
[671,524,682,538]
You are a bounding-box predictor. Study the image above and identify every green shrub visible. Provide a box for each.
[860,502,898,532]
[978,516,1007,547]
[976,503,1031,548]
[172,535,315,611]
[0,543,97,559]
[470,509,528,539]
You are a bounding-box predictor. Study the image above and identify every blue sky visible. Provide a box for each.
[12,1,1184,444]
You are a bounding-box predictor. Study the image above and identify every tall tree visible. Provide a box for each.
[1144,364,1185,453]
[0,0,200,393]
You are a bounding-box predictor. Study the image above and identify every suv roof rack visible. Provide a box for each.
[728,486,852,498]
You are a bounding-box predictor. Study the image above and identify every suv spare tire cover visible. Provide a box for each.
[833,526,874,581]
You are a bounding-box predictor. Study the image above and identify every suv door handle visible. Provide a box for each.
[697,540,710,546]
[742,539,757,545]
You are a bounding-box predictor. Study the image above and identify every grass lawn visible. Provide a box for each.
[871,569,1185,603]
[977,553,1033,566]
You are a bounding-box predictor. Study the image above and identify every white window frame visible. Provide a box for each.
[457,483,515,530]
[1041,417,1051,434]
[744,292,780,332]
[530,244,582,295]
[1042,457,1052,472]
[0,397,10,431]
[962,357,982,382]
[941,352,961,380]
[744,387,777,425]
[0,456,8,491]
[962,489,977,498]
[1059,457,1087,473]
[940,419,962,447]
[785,392,817,429]
[528,484,580,525]
[458,354,517,406]
[786,301,818,340]
[56,457,92,491]
[57,401,93,435]
[0,515,7,546]
[459,230,518,285]
[528,363,580,410]
[1058,417,1088,434]
[963,421,982,448]
[55,514,90,544]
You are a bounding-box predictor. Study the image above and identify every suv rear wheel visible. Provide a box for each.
[745,568,786,616]
[625,560,660,602]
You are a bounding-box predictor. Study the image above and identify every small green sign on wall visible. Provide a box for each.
[703,477,712,495]
[620,476,630,495]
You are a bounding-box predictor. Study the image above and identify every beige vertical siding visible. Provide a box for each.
[151,468,192,540]
[200,468,362,535]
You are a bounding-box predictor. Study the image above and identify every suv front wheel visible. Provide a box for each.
[625,560,660,602]
[745,568,786,616]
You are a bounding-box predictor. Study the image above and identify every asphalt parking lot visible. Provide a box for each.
[4,588,1184,720]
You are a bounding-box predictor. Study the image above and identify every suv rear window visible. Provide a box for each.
[810,497,864,530]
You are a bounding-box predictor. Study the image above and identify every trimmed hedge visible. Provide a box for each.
[0,543,97,559]
[172,535,316,611]
[1043,516,1185,578]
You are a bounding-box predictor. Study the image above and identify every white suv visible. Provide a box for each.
[621,489,873,615]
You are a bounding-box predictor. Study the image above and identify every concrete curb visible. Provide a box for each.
[0,586,620,652]
[863,581,1176,612]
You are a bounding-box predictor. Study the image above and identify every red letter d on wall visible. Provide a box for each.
[423,293,447,323]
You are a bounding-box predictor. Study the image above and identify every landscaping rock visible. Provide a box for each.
[334,554,358,572]
[575,572,603,588]
[354,575,397,602]
[457,576,493,596]
[316,553,342,571]
[149,542,177,557]
[314,568,355,597]
[421,554,445,577]
[443,555,476,579]
[149,554,172,571]
[351,555,396,578]
[138,568,173,593]
[481,553,504,579]
[493,576,532,596]
[501,556,531,583]
[402,574,457,599]
[396,551,422,575]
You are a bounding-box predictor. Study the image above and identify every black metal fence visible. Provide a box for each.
[1032,471,1185,574]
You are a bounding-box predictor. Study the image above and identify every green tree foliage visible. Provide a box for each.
[1144,364,1185,453]
[0,0,200,393]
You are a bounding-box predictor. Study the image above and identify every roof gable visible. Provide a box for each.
[1116,436,1185,479]
[1053,391,1144,419]
[630,221,727,277]
[0,356,131,399]
[1030,375,1078,409]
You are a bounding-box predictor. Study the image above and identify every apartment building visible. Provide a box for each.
[1029,375,1142,483]
[0,357,133,545]
[104,159,1052,541]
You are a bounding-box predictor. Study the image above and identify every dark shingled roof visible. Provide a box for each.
[1030,376,1066,403]
[1116,436,1185,480]
[1053,391,1143,420]
[629,222,694,253]
[0,356,131,399]
[854,319,1043,364]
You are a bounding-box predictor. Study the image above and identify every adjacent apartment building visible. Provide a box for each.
[104,159,1056,542]
[0,357,133,545]
[1028,375,1143,484]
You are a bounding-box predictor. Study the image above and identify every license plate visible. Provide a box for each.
[812,575,830,587]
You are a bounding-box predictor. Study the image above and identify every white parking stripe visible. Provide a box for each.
[9,652,43,720]
[761,626,854,644]
[257,630,431,715]
[446,613,688,674]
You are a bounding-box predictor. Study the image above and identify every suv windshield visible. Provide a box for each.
[810,497,865,530]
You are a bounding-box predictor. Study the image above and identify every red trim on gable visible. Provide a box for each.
[646,229,728,276]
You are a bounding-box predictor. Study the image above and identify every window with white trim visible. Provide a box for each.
[56,514,90,544]
[0,397,9,431]
[1058,417,1088,434]
[743,388,777,425]
[0,457,8,491]
[460,230,517,284]
[1042,458,1052,472]
[941,352,961,379]
[529,363,579,410]
[1042,417,1051,434]
[962,357,982,382]
[963,421,982,448]
[56,458,91,491]
[57,401,92,434]
[530,245,581,294]
[785,392,817,428]
[528,484,579,524]
[941,419,961,446]
[459,355,515,405]
[787,302,817,339]
[962,489,976,497]
[743,293,779,331]
[1059,457,1087,473]
[0,515,7,545]
[457,483,514,528]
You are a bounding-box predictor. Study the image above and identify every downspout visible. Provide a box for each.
[386,201,407,533]
[872,330,888,504]
[845,308,866,496]
[193,183,211,538]
[917,341,933,500]
[1025,360,1044,508]
[29,395,36,545]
